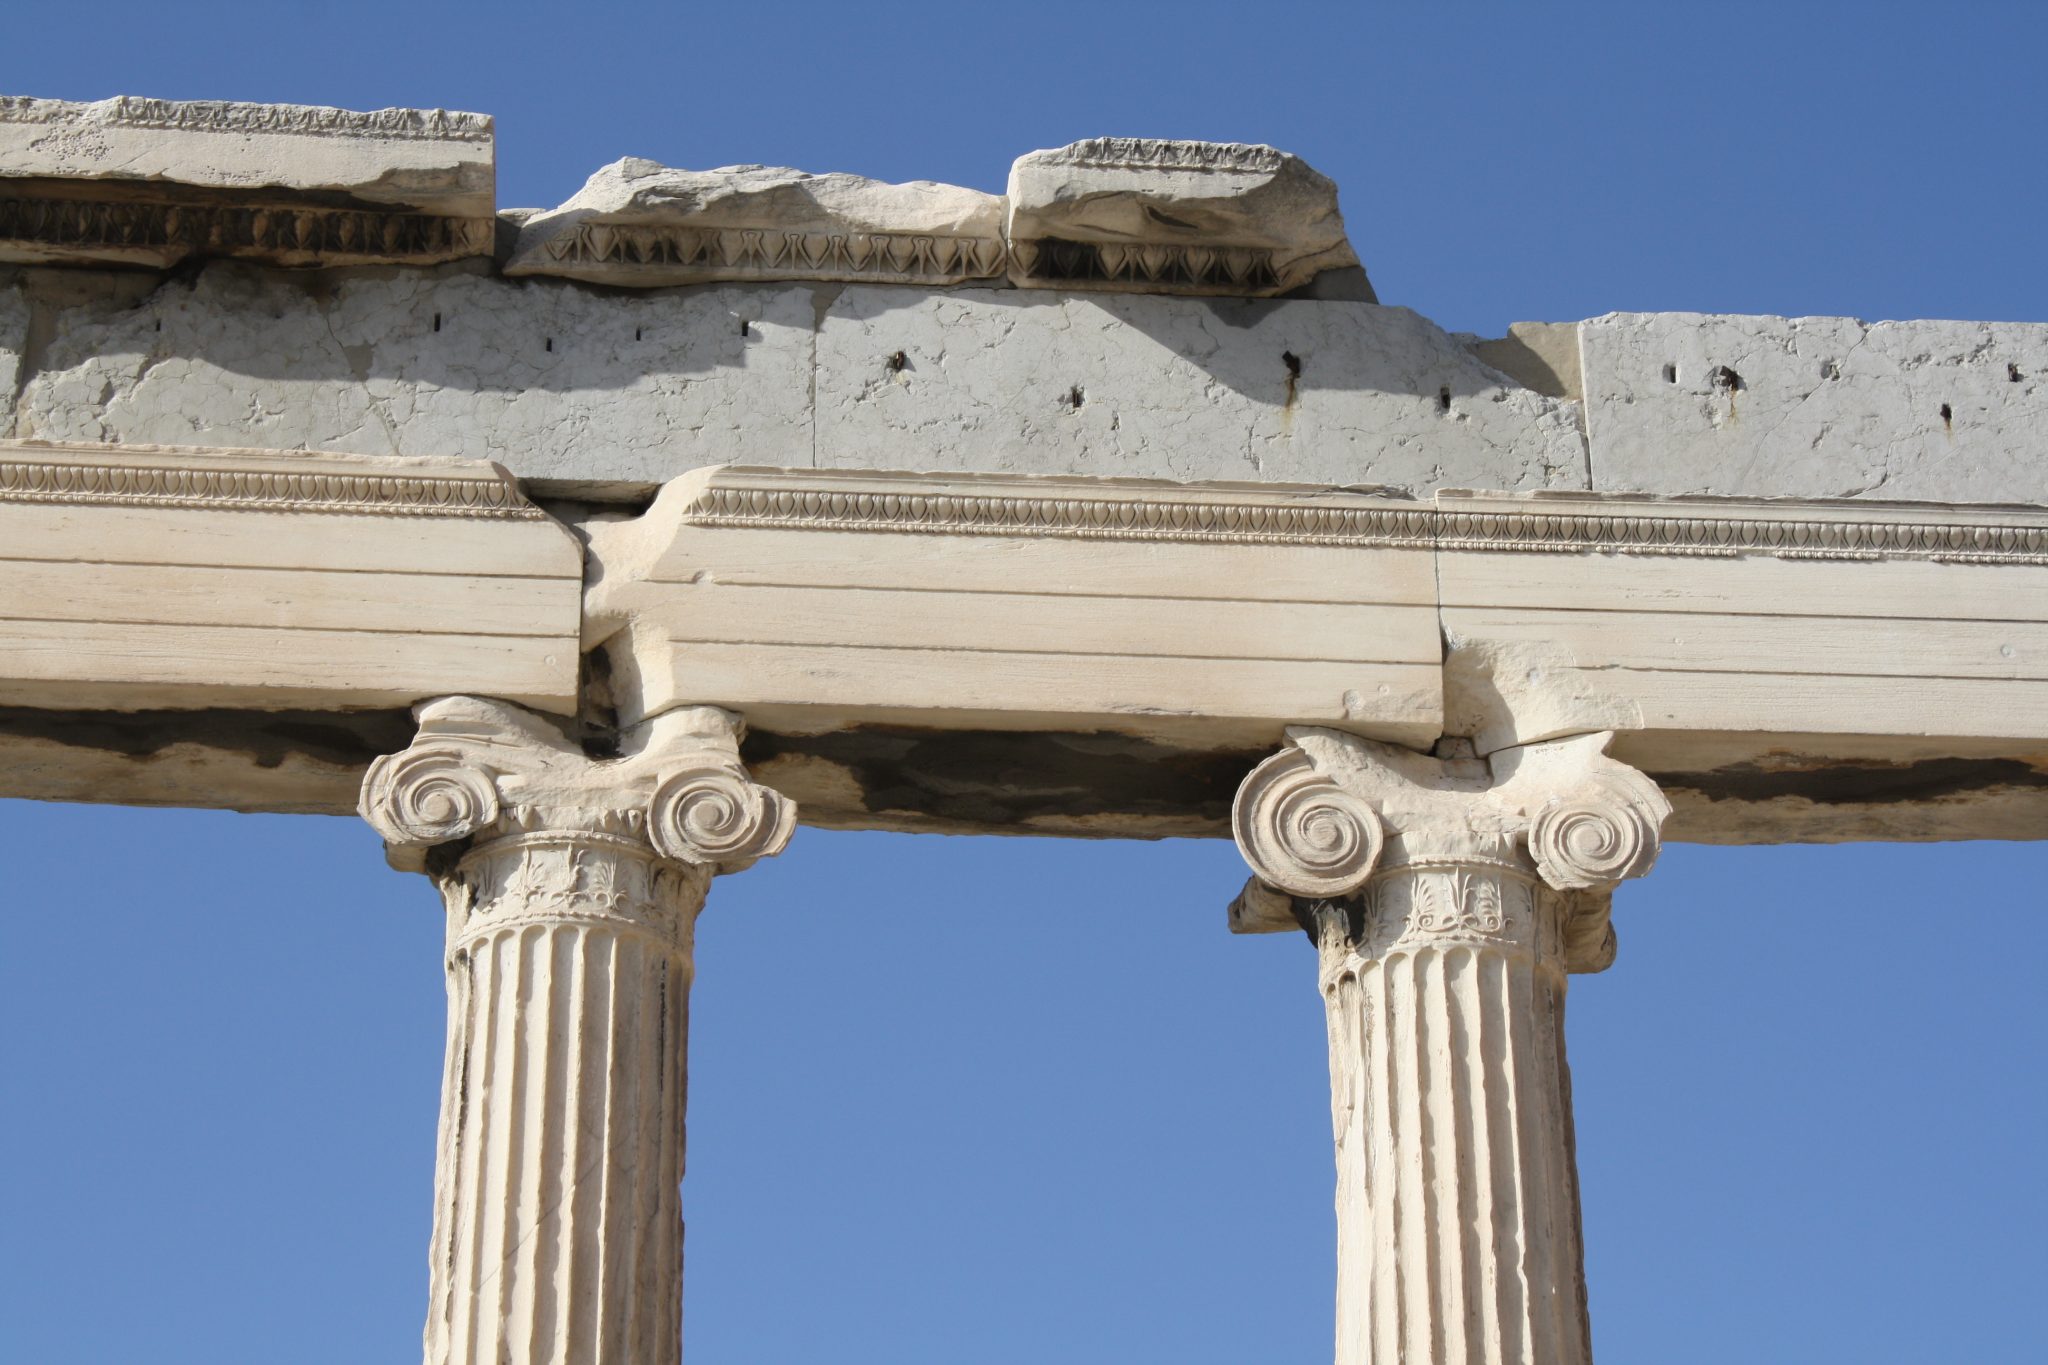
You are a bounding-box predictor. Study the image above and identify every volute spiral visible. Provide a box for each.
[1232,749,1384,898]
[360,747,500,847]
[646,767,795,869]
[1527,774,1663,890]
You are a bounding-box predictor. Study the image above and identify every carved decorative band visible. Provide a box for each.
[0,96,492,142]
[541,222,1008,283]
[0,460,544,520]
[684,484,2048,564]
[1011,239,1280,290]
[459,829,665,868]
[1376,853,1542,883]
[0,196,494,263]
[686,486,1439,548]
[1036,138,1287,174]
[1355,872,1549,962]
[1437,509,2048,564]
[451,833,707,949]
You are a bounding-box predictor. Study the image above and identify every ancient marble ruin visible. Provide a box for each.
[4,93,2045,1365]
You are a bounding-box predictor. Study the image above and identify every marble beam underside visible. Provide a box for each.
[1,443,2044,844]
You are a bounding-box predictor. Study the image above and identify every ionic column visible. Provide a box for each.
[1230,730,1668,1365]
[360,696,795,1365]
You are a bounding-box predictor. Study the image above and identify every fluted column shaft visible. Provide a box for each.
[425,833,706,1365]
[1313,865,1585,1364]
[1233,730,1668,1365]
[362,696,794,1365]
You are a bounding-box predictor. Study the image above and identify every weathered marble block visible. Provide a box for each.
[507,157,1007,288]
[1580,311,2048,503]
[1005,138,1363,297]
[6,264,819,493]
[0,94,495,268]
[814,287,1579,487]
[4,263,1575,496]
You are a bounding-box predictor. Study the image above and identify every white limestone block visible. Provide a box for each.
[1006,139,1359,296]
[11,265,815,490]
[0,438,582,713]
[506,157,1006,287]
[814,288,1584,488]
[1436,489,2048,755]
[0,94,494,266]
[1582,312,2048,502]
[586,466,1445,753]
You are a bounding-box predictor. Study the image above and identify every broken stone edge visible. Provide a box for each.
[0,94,496,268]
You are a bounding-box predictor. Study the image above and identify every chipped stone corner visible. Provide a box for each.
[1464,321,1583,402]
[1577,311,2048,502]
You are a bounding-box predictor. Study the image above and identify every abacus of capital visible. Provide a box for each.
[4,93,2046,1365]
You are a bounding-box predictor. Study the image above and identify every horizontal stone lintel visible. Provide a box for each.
[0,438,583,715]
[3,446,2046,844]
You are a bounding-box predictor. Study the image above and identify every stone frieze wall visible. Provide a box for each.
[1,92,2041,509]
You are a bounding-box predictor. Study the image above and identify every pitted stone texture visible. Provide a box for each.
[816,288,1585,488]
[1006,139,1359,297]
[0,95,494,215]
[1582,312,2048,502]
[10,264,814,489]
[507,157,1006,288]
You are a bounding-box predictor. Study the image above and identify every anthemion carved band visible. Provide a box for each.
[361,697,794,1365]
[1232,729,1669,1365]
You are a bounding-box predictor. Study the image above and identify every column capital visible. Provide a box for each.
[1230,728,1668,972]
[1236,730,1669,1364]
[359,694,796,877]
[359,696,795,1365]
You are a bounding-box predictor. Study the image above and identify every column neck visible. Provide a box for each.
[442,831,710,960]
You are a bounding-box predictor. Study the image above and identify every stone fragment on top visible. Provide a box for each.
[505,157,1008,287]
[0,93,495,268]
[1005,138,1366,298]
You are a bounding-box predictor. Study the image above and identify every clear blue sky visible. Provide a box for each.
[4,3,2046,1362]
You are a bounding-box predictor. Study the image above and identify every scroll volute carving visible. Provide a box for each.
[361,745,502,852]
[1229,728,1671,966]
[360,695,795,873]
[1231,746,1385,900]
[1495,731,1671,893]
[646,765,795,873]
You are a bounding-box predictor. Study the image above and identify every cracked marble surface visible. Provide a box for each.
[1582,311,2048,503]
[4,261,2044,506]
[8,263,815,490]
[814,287,1579,486]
